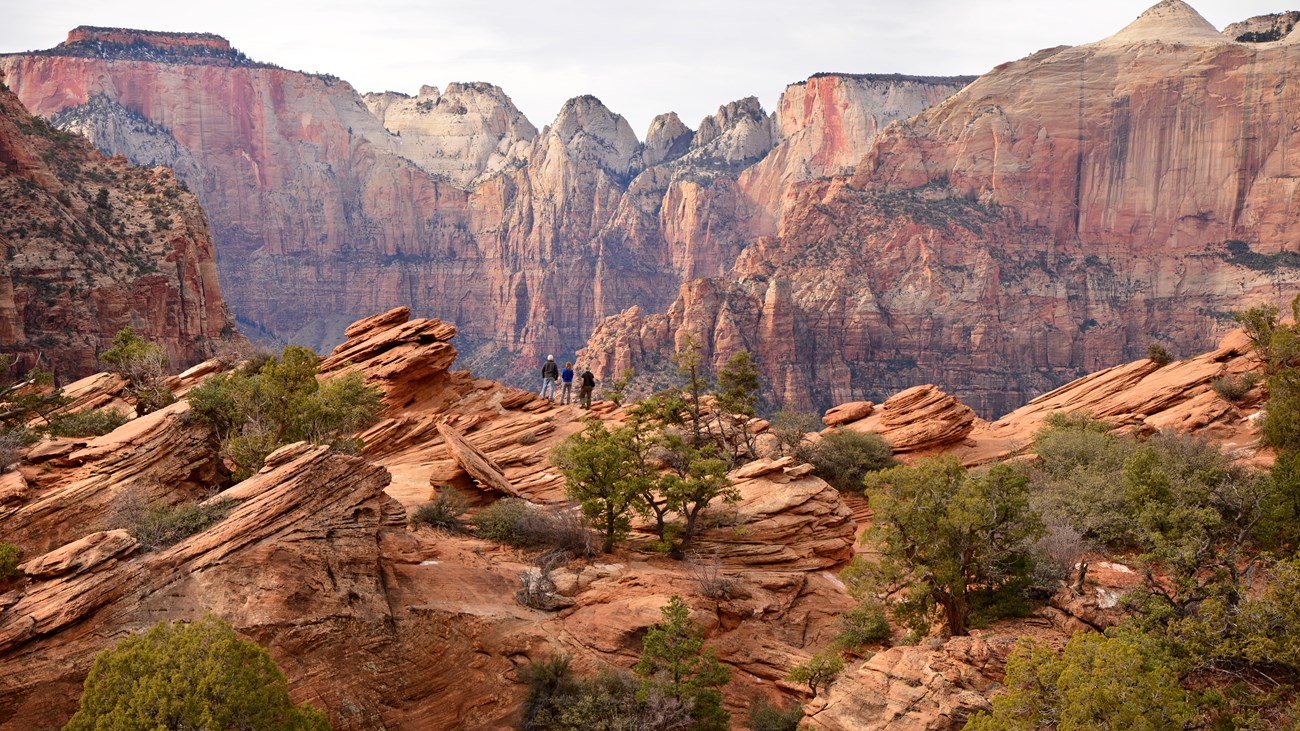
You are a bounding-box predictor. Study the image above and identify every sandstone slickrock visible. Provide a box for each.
[954,327,1266,464]
[823,327,1268,468]
[803,636,1011,731]
[0,68,240,381]
[834,385,976,454]
[436,422,521,498]
[0,442,414,729]
[0,400,220,555]
[823,401,874,427]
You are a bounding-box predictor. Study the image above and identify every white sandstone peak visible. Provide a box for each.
[1097,0,1231,47]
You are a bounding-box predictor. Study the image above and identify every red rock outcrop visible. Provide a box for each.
[0,69,240,381]
[7,302,1261,730]
[803,635,1011,731]
[825,327,1268,467]
[0,442,416,730]
[0,401,220,555]
[835,385,976,454]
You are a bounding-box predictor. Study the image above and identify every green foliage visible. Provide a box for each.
[1236,297,1300,457]
[64,614,329,731]
[770,408,819,457]
[121,499,233,550]
[472,498,534,544]
[859,457,1042,636]
[1161,556,1300,676]
[520,655,579,730]
[1210,372,1259,403]
[520,658,690,731]
[785,648,843,698]
[0,542,20,581]
[409,490,467,532]
[746,698,804,731]
[655,439,736,559]
[601,368,635,407]
[565,392,738,559]
[471,498,595,556]
[100,326,174,415]
[634,595,731,731]
[46,408,129,437]
[0,353,69,434]
[1147,342,1172,366]
[963,630,1194,731]
[551,420,642,553]
[807,429,894,492]
[673,332,709,444]
[188,346,383,481]
[712,350,762,466]
[1031,418,1290,621]
[835,599,891,649]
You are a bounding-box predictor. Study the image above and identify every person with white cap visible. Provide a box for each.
[540,355,559,400]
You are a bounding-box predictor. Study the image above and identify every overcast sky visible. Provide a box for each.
[1,0,1287,135]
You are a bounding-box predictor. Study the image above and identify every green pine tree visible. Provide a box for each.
[64,614,330,731]
[633,595,731,731]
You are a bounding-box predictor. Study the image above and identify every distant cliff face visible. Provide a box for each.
[0,70,240,381]
[0,32,965,384]
[363,82,537,188]
[581,1,1300,417]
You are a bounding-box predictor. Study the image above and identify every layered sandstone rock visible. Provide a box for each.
[954,327,1266,464]
[0,442,414,730]
[0,69,240,381]
[6,304,1258,730]
[0,401,220,555]
[836,385,976,454]
[823,327,1268,467]
[803,636,1011,731]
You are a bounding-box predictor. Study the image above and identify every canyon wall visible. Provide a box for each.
[581,2,1300,416]
[0,29,967,389]
[0,68,239,382]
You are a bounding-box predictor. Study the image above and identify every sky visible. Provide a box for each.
[0,0,1288,135]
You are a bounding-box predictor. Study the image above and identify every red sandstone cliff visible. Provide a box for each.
[581,2,1300,417]
[0,69,239,381]
[0,32,966,386]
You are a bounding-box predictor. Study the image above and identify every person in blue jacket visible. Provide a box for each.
[560,361,575,405]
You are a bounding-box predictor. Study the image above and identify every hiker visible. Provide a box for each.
[540,355,559,400]
[579,366,596,409]
[560,361,575,405]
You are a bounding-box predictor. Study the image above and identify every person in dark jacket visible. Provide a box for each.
[540,355,559,400]
[579,367,596,409]
[560,361,575,405]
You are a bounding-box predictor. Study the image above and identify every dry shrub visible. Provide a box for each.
[410,490,468,532]
[688,552,737,600]
[473,498,595,557]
